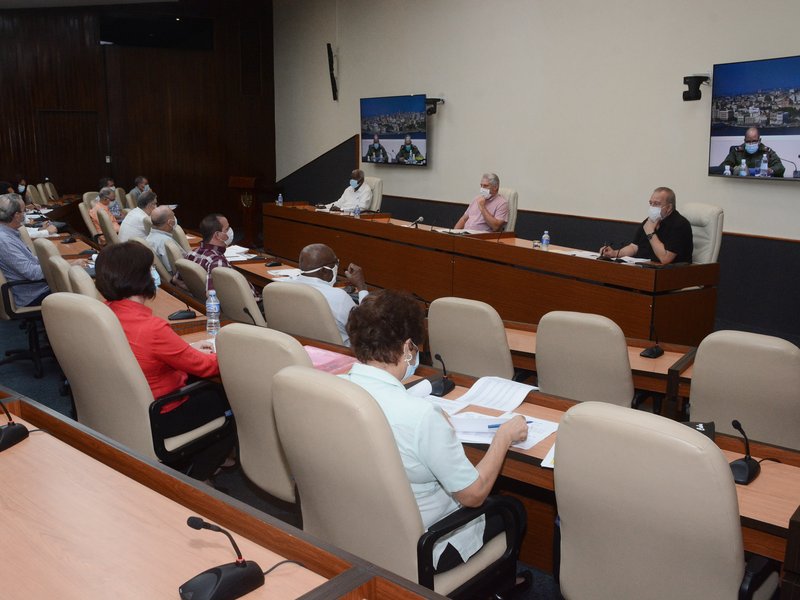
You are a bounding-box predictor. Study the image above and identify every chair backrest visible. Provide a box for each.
[499,187,518,232]
[555,401,744,600]
[125,192,136,210]
[216,324,312,502]
[36,183,50,205]
[0,270,19,320]
[536,311,634,406]
[32,237,59,291]
[428,297,514,379]
[262,282,342,345]
[690,330,800,449]
[174,258,208,302]
[129,237,168,287]
[364,176,383,211]
[18,225,35,251]
[41,293,158,461]
[44,181,58,200]
[142,215,152,236]
[273,365,423,580]
[48,255,73,293]
[97,207,120,245]
[79,201,99,238]
[172,224,192,252]
[116,187,131,209]
[681,202,724,264]
[82,191,97,206]
[27,185,44,206]
[211,267,266,327]
[68,265,101,299]
[164,239,185,273]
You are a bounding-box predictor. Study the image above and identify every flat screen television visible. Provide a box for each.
[709,54,800,180]
[360,95,427,166]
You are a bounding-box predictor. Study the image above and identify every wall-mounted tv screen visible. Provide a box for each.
[709,54,800,181]
[360,94,427,166]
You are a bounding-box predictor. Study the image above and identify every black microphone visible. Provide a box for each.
[179,517,264,600]
[0,400,29,453]
[429,353,456,397]
[729,420,760,485]
[408,216,424,228]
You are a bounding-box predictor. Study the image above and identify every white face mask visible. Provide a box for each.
[224,227,234,246]
[18,185,25,193]
[479,187,491,199]
[648,206,663,223]
[301,263,337,285]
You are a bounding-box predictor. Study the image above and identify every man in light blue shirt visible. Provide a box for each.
[0,194,50,307]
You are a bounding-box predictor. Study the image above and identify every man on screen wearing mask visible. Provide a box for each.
[600,186,693,265]
[453,172,509,232]
[720,127,785,177]
[181,213,258,298]
[324,169,372,213]
[395,135,425,164]
[365,134,389,163]
[289,243,368,346]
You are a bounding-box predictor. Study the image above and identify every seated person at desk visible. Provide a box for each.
[453,172,508,232]
[322,169,372,212]
[365,134,389,163]
[129,175,152,203]
[291,243,367,346]
[720,127,785,177]
[119,190,157,242]
[10,175,39,209]
[396,135,424,164]
[600,186,693,264]
[146,205,181,275]
[95,242,235,480]
[98,176,124,221]
[0,183,54,238]
[0,193,51,306]
[89,187,120,243]
[343,289,530,577]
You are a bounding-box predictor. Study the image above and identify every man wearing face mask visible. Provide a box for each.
[395,135,424,164]
[453,173,509,232]
[600,187,693,265]
[289,243,368,346]
[181,213,258,298]
[720,127,785,177]
[325,169,373,213]
[130,175,152,203]
[365,134,389,163]
[119,190,158,242]
[146,205,181,275]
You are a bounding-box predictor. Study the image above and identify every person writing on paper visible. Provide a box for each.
[290,243,367,346]
[343,289,530,577]
[324,169,372,213]
[720,127,785,177]
[453,173,509,232]
[600,187,693,264]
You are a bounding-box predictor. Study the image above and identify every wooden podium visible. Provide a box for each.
[228,176,268,247]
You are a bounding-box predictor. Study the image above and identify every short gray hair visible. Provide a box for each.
[482,172,500,188]
[0,193,22,222]
[99,186,115,200]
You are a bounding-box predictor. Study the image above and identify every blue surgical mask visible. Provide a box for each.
[373,143,379,149]
[745,142,759,154]
[405,144,412,151]
[403,346,420,380]
[150,265,161,288]
[18,185,25,193]
[349,179,358,189]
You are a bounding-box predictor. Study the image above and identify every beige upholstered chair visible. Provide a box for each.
[82,191,97,206]
[682,202,724,264]
[428,297,514,379]
[499,187,518,232]
[364,176,383,211]
[163,239,185,274]
[174,258,208,302]
[172,224,192,252]
[536,311,634,406]
[18,225,35,252]
[36,183,50,204]
[44,181,58,200]
[125,192,136,210]
[262,281,342,345]
[27,185,44,206]
[97,208,120,245]
[216,324,312,503]
[48,256,73,293]
[142,215,152,236]
[690,330,800,449]
[116,187,132,209]
[129,237,168,287]
[0,269,46,377]
[78,201,99,239]
[41,293,234,471]
[554,401,779,600]
[273,365,522,598]
[32,238,60,291]
[211,267,266,327]
[68,265,101,299]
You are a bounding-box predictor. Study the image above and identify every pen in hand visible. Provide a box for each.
[488,420,533,429]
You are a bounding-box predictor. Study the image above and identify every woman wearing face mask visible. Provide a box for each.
[342,289,530,576]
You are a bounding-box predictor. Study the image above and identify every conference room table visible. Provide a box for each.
[0,393,447,600]
[262,203,720,346]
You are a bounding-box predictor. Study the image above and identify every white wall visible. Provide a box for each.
[274,0,800,238]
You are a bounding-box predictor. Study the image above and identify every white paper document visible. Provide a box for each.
[540,444,555,469]
[450,412,558,450]
[455,376,536,412]
[268,268,302,279]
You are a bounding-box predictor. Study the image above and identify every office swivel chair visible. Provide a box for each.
[262,281,342,345]
[273,365,524,599]
[174,258,208,303]
[554,401,779,600]
[0,270,48,378]
[47,256,74,293]
[32,238,61,292]
[211,267,266,327]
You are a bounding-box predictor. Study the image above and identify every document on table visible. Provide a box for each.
[540,444,555,469]
[224,245,256,261]
[407,379,469,415]
[268,268,302,279]
[450,412,558,450]
[456,377,537,412]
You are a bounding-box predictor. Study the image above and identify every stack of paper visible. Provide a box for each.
[450,412,558,450]
[224,245,257,262]
[456,376,537,412]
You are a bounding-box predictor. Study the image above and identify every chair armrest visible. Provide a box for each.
[739,553,779,600]
[150,378,219,411]
[1,279,47,317]
[417,495,521,589]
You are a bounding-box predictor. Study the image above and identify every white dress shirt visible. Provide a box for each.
[329,183,373,212]
[118,207,148,242]
[289,274,368,346]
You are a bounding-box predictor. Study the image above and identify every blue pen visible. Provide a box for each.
[488,420,533,429]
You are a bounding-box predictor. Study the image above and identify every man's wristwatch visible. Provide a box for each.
[646,232,656,240]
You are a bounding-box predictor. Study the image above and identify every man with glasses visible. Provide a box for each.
[720,127,785,177]
[0,194,51,306]
[119,190,158,242]
[291,243,368,346]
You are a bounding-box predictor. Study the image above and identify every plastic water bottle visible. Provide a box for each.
[739,159,747,176]
[353,205,361,219]
[276,193,284,207]
[205,290,220,337]
[760,153,769,177]
[723,165,731,176]
[541,230,550,251]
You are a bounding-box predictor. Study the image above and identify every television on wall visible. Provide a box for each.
[360,94,427,166]
[708,54,800,181]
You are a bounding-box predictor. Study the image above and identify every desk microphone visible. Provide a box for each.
[0,400,29,453]
[431,353,456,396]
[729,420,760,485]
[408,216,424,228]
[179,517,264,600]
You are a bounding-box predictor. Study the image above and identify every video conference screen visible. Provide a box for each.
[360,95,427,166]
[709,54,800,181]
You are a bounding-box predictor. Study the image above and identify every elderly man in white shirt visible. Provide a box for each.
[119,190,158,242]
[324,169,372,213]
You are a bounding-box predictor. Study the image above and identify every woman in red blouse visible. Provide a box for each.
[95,242,235,479]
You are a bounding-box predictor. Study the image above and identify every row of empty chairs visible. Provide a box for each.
[26,181,59,206]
